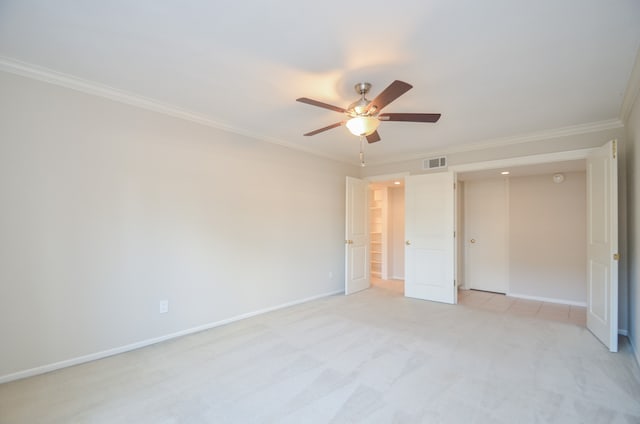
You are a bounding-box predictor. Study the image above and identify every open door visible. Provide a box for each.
[345,177,370,295]
[405,172,456,304]
[586,140,618,352]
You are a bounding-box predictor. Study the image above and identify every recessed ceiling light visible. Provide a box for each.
[394,181,401,185]
[501,171,510,175]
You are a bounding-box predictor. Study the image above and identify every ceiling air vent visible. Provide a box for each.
[423,156,447,170]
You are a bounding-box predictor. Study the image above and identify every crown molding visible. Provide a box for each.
[620,45,640,123]
[0,56,624,170]
[0,56,355,167]
[365,118,624,167]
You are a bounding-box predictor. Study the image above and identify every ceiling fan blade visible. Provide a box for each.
[366,131,381,143]
[303,122,343,136]
[367,80,413,113]
[379,113,441,123]
[296,97,346,114]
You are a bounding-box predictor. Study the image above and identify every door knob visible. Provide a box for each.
[406,240,411,245]
[470,239,476,244]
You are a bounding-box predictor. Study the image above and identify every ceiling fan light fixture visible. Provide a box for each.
[297,80,439,146]
[348,97,371,115]
[346,116,380,136]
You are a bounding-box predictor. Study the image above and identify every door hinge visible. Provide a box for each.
[612,140,617,159]
[613,252,620,261]
[453,231,456,238]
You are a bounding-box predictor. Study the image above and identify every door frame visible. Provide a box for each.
[449,146,625,345]
[450,148,596,290]
[366,172,410,184]
[362,146,622,324]
[366,149,595,289]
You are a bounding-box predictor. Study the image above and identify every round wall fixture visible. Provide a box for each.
[553,173,565,184]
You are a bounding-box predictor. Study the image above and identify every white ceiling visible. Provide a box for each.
[1,1,639,166]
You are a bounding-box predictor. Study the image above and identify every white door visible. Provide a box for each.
[345,176,370,295]
[464,179,509,293]
[405,172,456,304]
[586,140,618,352]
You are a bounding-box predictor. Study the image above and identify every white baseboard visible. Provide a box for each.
[507,292,587,307]
[0,289,343,385]
[618,329,629,336]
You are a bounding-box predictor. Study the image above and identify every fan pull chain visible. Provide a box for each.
[359,136,366,167]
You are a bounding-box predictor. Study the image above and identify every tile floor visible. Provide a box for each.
[371,278,587,327]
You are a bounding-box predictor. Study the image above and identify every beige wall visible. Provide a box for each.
[509,172,587,303]
[387,187,405,280]
[0,71,359,380]
[625,81,640,365]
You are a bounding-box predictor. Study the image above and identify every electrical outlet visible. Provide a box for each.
[159,300,169,314]
[329,271,333,279]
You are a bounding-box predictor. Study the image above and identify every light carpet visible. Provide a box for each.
[1,286,639,423]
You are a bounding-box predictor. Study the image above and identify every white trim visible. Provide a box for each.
[365,172,410,183]
[507,292,587,307]
[0,56,625,169]
[504,179,510,295]
[0,56,352,166]
[449,148,596,174]
[365,120,623,166]
[618,329,629,337]
[621,45,640,122]
[0,289,343,384]
[435,120,622,157]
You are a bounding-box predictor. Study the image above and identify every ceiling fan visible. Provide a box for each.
[296,80,441,144]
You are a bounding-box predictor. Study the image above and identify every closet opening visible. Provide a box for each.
[456,159,588,309]
[368,180,405,295]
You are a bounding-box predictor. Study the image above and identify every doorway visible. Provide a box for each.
[457,159,588,306]
[363,172,456,304]
[349,143,618,351]
[363,158,590,306]
[368,179,405,294]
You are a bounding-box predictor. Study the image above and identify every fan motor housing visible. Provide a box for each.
[354,82,371,95]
